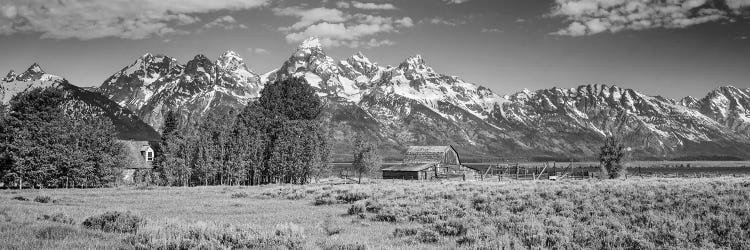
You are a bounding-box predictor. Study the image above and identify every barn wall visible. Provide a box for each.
[383,171,420,180]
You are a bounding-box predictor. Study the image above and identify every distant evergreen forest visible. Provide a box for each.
[0,78,334,188]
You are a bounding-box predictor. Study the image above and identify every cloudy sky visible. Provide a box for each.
[0,0,749,98]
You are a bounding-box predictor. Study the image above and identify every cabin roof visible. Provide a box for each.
[403,146,455,163]
[382,162,437,172]
[140,145,152,152]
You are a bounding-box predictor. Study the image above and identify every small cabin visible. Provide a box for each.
[382,145,477,180]
[117,140,155,183]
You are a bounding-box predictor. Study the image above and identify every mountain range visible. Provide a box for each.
[3,37,750,160]
[1,64,159,141]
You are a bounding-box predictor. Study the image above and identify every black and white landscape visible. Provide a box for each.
[1,0,750,249]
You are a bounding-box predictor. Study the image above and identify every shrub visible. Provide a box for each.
[348,202,366,215]
[34,195,52,203]
[337,191,369,203]
[12,196,27,201]
[364,199,383,213]
[434,219,468,237]
[416,229,440,243]
[471,194,490,211]
[82,211,144,233]
[37,213,75,224]
[373,207,401,222]
[34,225,78,240]
[319,238,368,250]
[231,192,249,198]
[314,195,338,206]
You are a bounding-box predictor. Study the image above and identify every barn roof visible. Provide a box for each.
[382,162,437,172]
[403,146,454,163]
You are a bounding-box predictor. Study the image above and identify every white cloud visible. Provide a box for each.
[443,0,472,4]
[350,2,397,10]
[275,6,414,48]
[247,47,270,54]
[422,17,465,26]
[395,17,415,27]
[202,15,247,30]
[0,0,267,40]
[550,0,750,36]
[481,28,503,33]
[273,7,348,30]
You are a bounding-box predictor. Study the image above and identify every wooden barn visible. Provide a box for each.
[382,145,477,180]
[117,140,155,183]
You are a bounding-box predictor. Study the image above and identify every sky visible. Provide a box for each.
[0,0,749,99]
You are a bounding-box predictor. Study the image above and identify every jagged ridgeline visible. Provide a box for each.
[8,37,750,160]
[1,64,159,141]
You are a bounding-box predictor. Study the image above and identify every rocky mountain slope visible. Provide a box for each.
[97,51,262,132]
[96,38,750,160]
[1,64,160,141]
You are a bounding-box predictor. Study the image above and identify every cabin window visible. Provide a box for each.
[146,151,153,161]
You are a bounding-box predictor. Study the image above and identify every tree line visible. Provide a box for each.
[150,77,333,186]
[0,77,385,188]
[0,88,123,188]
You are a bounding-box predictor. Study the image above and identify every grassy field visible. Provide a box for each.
[1,177,749,249]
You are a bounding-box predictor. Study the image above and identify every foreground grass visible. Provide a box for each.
[1,177,749,249]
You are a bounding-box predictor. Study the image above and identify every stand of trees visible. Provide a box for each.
[154,77,332,186]
[0,87,124,188]
[0,77,333,188]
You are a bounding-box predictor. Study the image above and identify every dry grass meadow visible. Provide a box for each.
[1,177,749,249]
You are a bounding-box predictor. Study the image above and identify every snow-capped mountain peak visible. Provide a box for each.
[27,63,44,73]
[340,52,382,81]
[1,63,65,103]
[17,63,48,81]
[3,70,16,82]
[185,54,215,75]
[216,50,249,72]
[298,37,323,51]
[351,52,372,64]
[397,54,436,75]
[680,96,699,108]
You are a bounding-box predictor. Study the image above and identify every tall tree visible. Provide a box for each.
[599,136,627,179]
[258,77,322,120]
[0,103,14,185]
[153,110,194,186]
[352,134,382,184]
[231,103,269,185]
[161,110,179,142]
